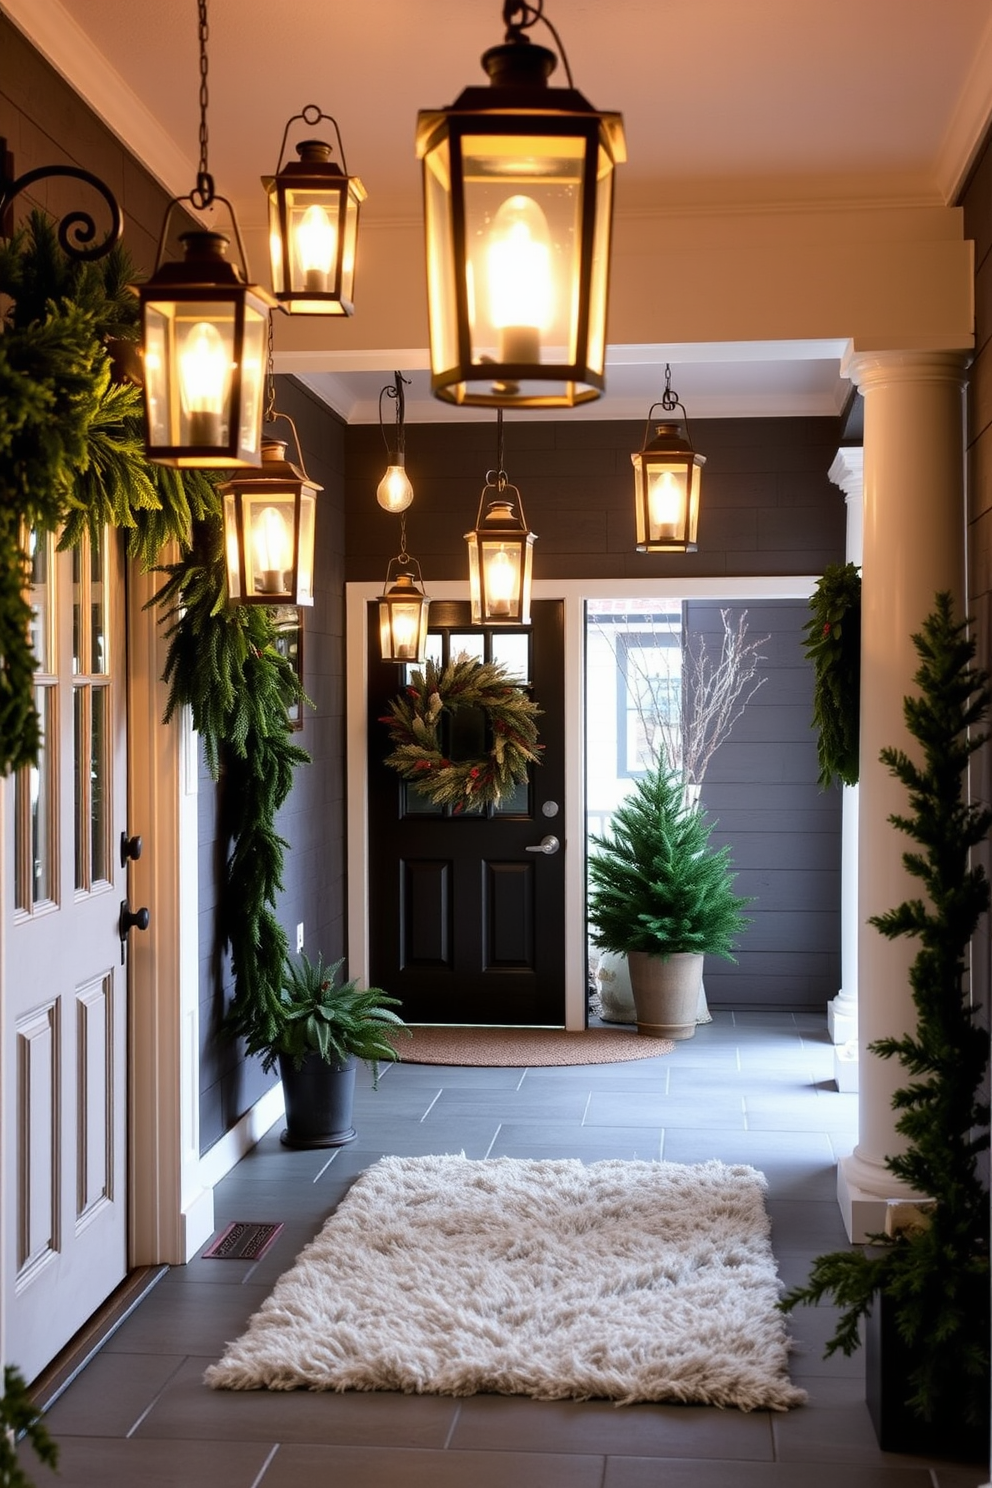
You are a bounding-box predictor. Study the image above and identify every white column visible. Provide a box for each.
[837,349,968,1241]
[825,450,863,1081]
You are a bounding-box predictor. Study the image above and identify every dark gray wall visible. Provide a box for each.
[346,415,846,1012]
[197,378,347,1151]
[689,601,841,1010]
[345,415,845,583]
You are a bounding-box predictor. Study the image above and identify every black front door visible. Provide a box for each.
[367,599,566,1025]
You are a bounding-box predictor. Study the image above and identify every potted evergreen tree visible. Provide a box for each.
[781,593,990,1456]
[254,952,409,1148]
[587,766,751,1039]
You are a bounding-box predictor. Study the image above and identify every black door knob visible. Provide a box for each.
[120,831,143,866]
[119,899,150,962]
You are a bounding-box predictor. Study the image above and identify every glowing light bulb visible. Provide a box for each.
[252,505,292,594]
[485,195,553,364]
[648,471,685,538]
[485,546,516,616]
[295,204,337,293]
[390,605,417,658]
[179,321,229,445]
[377,462,414,513]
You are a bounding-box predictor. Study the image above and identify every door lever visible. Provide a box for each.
[525,835,560,855]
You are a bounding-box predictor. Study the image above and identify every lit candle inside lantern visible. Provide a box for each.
[485,195,553,365]
[295,203,337,294]
[252,505,292,594]
[485,546,515,616]
[179,321,229,445]
[648,470,686,539]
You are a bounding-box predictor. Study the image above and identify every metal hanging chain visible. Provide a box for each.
[264,313,277,427]
[397,510,410,565]
[661,363,679,412]
[379,372,410,460]
[494,407,507,492]
[501,0,574,87]
[191,0,215,209]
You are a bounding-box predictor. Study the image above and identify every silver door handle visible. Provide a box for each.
[526,835,560,855]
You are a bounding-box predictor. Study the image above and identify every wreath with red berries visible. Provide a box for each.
[380,656,542,813]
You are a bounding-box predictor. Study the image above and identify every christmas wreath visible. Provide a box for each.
[381,655,542,813]
[802,561,861,788]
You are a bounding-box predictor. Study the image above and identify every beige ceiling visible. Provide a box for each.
[9,0,992,423]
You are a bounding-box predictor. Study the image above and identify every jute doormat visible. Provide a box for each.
[392,1025,674,1066]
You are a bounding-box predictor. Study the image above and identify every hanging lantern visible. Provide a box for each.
[379,558,430,664]
[415,2,625,408]
[139,230,273,468]
[136,0,274,468]
[263,105,366,316]
[220,432,320,605]
[632,367,705,553]
[376,372,414,513]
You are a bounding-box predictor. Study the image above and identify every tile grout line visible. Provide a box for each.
[443,1401,463,1450]
[124,1355,189,1438]
[250,1443,280,1486]
[419,1089,443,1123]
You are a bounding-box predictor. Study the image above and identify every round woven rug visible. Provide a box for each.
[395,1026,674,1067]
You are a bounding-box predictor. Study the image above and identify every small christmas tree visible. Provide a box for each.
[782,592,991,1429]
[587,765,750,959]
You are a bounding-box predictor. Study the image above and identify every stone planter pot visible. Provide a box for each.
[278,1051,357,1148]
[627,951,704,1040]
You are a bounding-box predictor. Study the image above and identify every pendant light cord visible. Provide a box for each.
[191,0,215,209]
[379,372,410,461]
[495,408,507,492]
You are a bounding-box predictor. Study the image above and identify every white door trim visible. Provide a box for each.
[347,576,818,1031]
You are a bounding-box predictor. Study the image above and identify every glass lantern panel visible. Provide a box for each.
[285,187,343,295]
[145,298,237,451]
[267,189,287,296]
[460,133,585,370]
[295,488,316,605]
[587,146,614,377]
[381,599,424,663]
[341,189,361,303]
[422,136,458,377]
[644,459,691,545]
[480,538,523,620]
[223,492,243,600]
[236,306,267,461]
[241,490,297,600]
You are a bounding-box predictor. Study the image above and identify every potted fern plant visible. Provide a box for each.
[259,952,409,1148]
[781,593,990,1456]
[587,766,751,1039]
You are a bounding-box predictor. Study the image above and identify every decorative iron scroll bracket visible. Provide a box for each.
[0,137,123,261]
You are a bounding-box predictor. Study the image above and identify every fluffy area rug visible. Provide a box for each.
[206,1154,806,1412]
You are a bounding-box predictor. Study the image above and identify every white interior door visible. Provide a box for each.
[2,527,129,1382]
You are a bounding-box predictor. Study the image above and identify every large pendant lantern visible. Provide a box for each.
[632,367,705,553]
[140,229,273,468]
[220,433,320,605]
[416,2,625,409]
[379,547,430,665]
[263,106,366,316]
[136,0,273,468]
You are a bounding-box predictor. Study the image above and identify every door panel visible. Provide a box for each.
[368,599,565,1026]
[3,528,128,1382]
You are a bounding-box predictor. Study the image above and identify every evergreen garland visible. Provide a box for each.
[0,1363,58,1487]
[802,561,861,788]
[782,592,991,1428]
[1,211,312,1061]
[587,766,752,959]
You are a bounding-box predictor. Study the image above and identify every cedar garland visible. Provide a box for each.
[381,656,542,813]
[802,561,862,788]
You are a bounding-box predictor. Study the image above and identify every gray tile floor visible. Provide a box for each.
[23,1013,990,1487]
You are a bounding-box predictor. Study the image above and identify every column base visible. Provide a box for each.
[827,993,858,1045]
[837,1152,927,1243]
[833,1038,859,1093]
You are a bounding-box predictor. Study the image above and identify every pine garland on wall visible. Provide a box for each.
[802,561,861,788]
[0,210,308,1058]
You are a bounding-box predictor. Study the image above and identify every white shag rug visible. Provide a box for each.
[205,1154,806,1412]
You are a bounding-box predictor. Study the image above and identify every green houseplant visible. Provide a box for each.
[782,593,990,1454]
[587,766,751,1039]
[254,951,409,1148]
[1,1364,57,1488]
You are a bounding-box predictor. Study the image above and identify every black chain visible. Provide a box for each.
[191,0,215,209]
[265,313,276,425]
[661,363,679,412]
